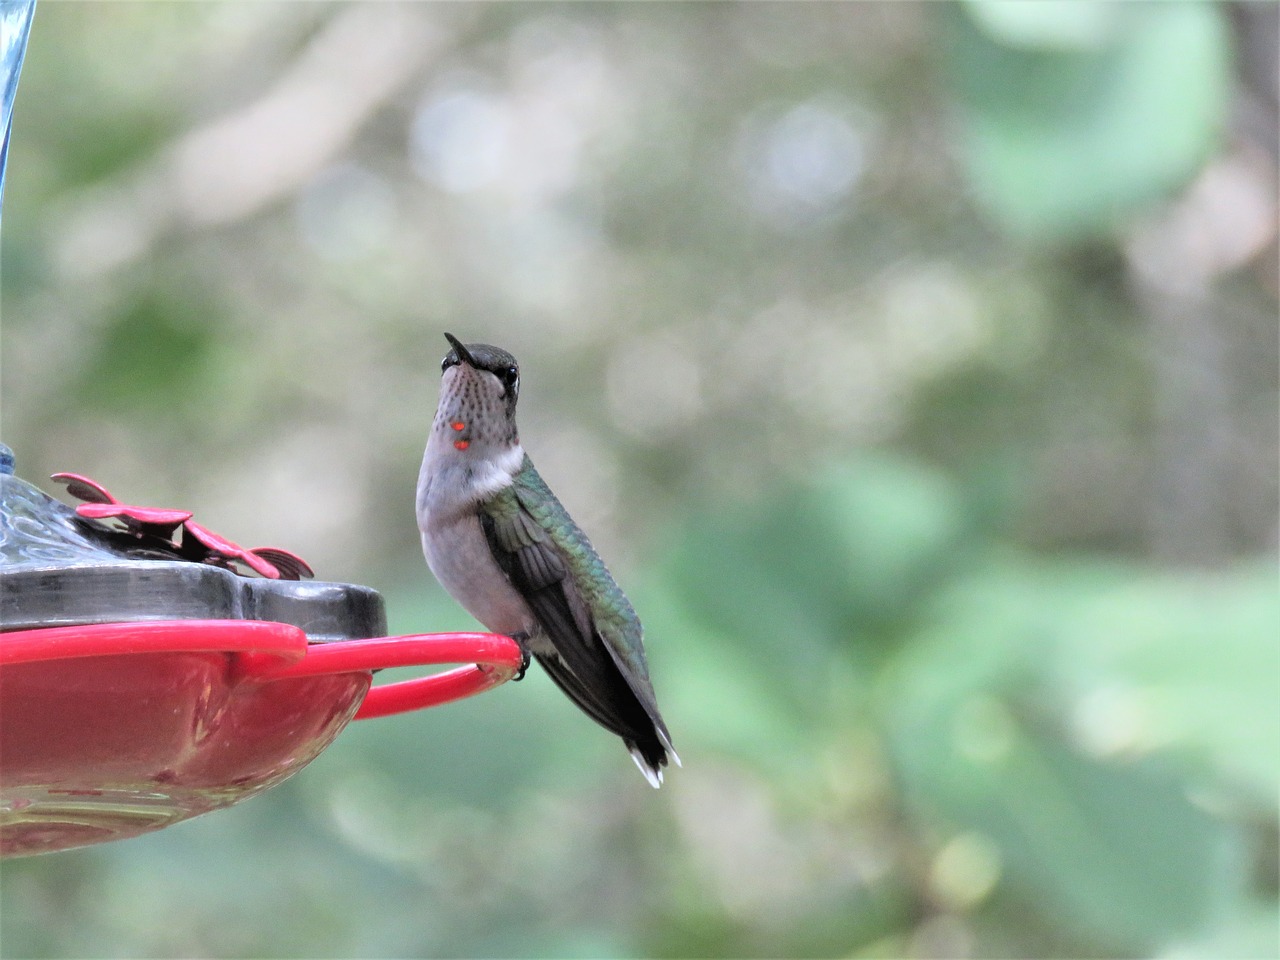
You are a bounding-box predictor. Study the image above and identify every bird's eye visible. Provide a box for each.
[442,355,459,373]
[501,366,520,397]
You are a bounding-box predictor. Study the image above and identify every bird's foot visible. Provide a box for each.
[510,632,532,681]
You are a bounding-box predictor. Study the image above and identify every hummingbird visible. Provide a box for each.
[417,333,678,787]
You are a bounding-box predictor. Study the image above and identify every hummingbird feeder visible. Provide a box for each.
[0,445,523,858]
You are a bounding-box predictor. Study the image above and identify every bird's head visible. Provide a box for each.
[434,332,521,456]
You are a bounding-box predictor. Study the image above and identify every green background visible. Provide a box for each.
[2,3,1277,957]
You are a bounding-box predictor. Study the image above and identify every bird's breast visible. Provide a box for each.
[420,510,534,638]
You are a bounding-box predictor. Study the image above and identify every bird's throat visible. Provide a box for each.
[420,439,525,518]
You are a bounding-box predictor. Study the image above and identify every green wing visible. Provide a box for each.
[479,457,671,763]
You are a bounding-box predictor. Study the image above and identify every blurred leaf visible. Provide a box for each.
[810,459,972,628]
[636,580,813,773]
[661,455,970,713]
[962,0,1121,51]
[1052,565,1280,795]
[947,2,1230,238]
[74,287,222,415]
[1161,903,1280,960]
[881,558,1259,953]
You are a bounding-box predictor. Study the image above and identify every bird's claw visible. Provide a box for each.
[511,633,531,682]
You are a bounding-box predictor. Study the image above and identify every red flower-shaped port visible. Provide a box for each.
[51,472,313,581]
[75,502,193,537]
[183,520,283,580]
[51,473,192,538]
[248,547,315,581]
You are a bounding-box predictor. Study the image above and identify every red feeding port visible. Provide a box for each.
[0,620,523,858]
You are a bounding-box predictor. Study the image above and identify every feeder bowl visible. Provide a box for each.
[0,448,522,857]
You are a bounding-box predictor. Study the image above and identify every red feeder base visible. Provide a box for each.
[0,620,522,858]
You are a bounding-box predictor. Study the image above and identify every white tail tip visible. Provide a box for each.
[657,729,682,769]
[629,747,664,788]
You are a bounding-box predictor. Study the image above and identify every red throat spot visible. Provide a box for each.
[453,439,470,451]
[451,421,465,431]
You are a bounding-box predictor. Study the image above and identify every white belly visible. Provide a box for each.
[421,511,535,638]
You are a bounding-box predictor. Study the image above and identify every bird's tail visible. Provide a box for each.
[627,728,681,789]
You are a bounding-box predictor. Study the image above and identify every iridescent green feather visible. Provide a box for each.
[499,455,652,687]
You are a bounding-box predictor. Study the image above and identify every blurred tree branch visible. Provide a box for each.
[52,3,478,283]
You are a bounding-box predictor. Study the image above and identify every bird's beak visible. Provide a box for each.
[444,332,478,368]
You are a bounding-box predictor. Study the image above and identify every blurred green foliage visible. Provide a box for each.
[952,1,1231,237]
[2,2,1277,958]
